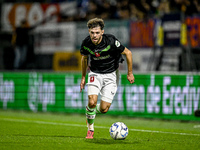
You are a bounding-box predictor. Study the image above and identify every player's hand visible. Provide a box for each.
[80,78,86,92]
[127,74,135,84]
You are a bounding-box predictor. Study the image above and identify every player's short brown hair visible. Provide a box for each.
[87,18,104,30]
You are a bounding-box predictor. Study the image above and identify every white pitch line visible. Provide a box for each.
[129,129,200,136]
[1,118,200,137]
[194,125,200,128]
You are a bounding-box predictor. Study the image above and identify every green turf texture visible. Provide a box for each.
[0,110,200,150]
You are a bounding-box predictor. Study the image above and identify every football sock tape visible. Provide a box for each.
[86,106,96,124]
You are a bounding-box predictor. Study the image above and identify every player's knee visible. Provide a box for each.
[88,95,97,108]
[100,107,109,114]
[88,101,97,108]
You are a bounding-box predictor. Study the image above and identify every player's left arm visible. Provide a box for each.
[121,47,135,84]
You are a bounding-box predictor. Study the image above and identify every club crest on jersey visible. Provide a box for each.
[95,52,100,57]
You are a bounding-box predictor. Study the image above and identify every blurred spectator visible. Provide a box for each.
[183,0,199,16]
[194,0,200,12]
[11,20,30,69]
[157,0,170,16]
[7,0,199,23]
[169,0,199,15]
[130,1,150,20]
[141,0,151,14]
[77,0,89,20]
[117,0,130,19]
[100,0,117,19]
[85,0,100,20]
[9,1,199,24]
[129,3,138,21]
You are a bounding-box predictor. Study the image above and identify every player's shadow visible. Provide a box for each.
[85,138,139,145]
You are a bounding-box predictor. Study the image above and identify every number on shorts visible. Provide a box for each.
[90,76,94,82]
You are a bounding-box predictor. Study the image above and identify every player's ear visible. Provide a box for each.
[102,30,104,35]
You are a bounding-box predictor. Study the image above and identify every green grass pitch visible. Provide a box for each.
[0,110,200,150]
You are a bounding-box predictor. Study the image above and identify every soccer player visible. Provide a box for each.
[80,18,135,139]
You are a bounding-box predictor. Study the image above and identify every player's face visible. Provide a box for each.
[89,26,104,45]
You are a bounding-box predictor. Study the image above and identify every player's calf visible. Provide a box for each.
[86,106,96,124]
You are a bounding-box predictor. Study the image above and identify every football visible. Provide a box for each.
[109,122,128,140]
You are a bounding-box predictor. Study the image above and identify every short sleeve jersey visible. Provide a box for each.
[80,34,125,74]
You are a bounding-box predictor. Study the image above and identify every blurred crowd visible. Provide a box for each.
[58,0,200,22]
[3,0,200,21]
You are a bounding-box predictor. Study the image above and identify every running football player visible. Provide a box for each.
[80,18,135,139]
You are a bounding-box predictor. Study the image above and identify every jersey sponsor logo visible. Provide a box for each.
[115,40,120,47]
[93,55,110,60]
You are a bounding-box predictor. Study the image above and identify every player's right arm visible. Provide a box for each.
[80,55,88,92]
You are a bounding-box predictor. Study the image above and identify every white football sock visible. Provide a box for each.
[88,123,94,131]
